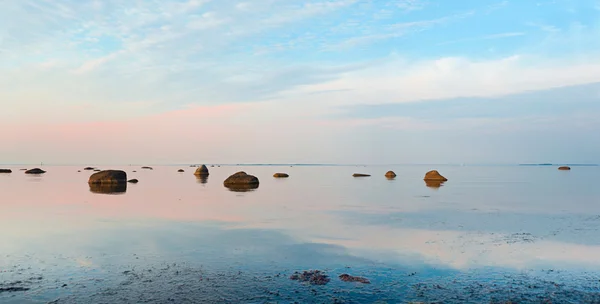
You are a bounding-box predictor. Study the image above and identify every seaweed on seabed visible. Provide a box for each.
[290,270,330,285]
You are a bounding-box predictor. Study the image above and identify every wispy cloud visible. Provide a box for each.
[438,32,525,46]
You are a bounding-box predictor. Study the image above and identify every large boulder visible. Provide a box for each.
[273,173,289,178]
[0,169,12,173]
[385,171,396,178]
[194,165,209,176]
[224,171,259,187]
[423,170,447,181]
[558,166,571,170]
[25,168,46,174]
[88,170,127,184]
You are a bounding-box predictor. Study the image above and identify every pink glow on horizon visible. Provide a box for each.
[1,103,264,163]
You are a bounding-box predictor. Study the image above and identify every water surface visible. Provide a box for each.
[1,165,600,303]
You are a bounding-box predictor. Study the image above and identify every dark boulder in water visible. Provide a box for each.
[290,270,330,285]
[127,179,139,183]
[224,172,259,191]
[25,168,46,174]
[0,169,12,173]
[558,166,571,170]
[353,173,370,177]
[385,171,396,178]
[83,167,95,171]
[273,173,289,178]
[178,169,185,172]
[224,171,259,185]
[194,165,209,176]
[424,170,447,181]
[88,170,127,184]
[339,274,370,284]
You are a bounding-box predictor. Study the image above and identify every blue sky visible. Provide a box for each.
[1,0,599,164]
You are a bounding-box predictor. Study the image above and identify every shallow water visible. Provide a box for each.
[1,165,600,303]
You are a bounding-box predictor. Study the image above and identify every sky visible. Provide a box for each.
[1,0,599,165]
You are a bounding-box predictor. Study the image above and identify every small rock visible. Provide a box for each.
[83,167,95,171]
[128,179,139,183]
[177,169,185,172]
[141,166,153,170]
[0,169,12,173]
[385,171,396,178]
[25,168,46,174]
[353,173,370,177]
[558,166,571,170]
[423,170,447,181]
[194,165,209,176]
[273,173,289,178]
[339,274,370,284]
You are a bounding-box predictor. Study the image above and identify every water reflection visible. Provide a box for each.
[425,180,445,188]
[225,184,259,192]
[89,183,127,194]
[196,176,208,184]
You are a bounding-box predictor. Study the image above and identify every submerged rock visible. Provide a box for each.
[339,274,370,284]
[353,173,371,177]
[0,169,12,173]
[178,169,185,172]
[273,173,289,178]
[423,170,447,181]
[25,168,46,174]
[141,166,153,170]
[88,170,128,184]
[558,166,571,170]
[83,167,95,171]
[385,171,396,178]
[0,287,30,293]
[194,165,209,176]
[290,270,330,285]
[128,179,139,183]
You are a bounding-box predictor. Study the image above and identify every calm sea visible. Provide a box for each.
[1,165,600,303]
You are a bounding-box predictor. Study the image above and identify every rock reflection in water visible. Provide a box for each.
[196,176,208,184]
[225,184,259,192]
[89,183,127,194]
[425,180,445,189]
